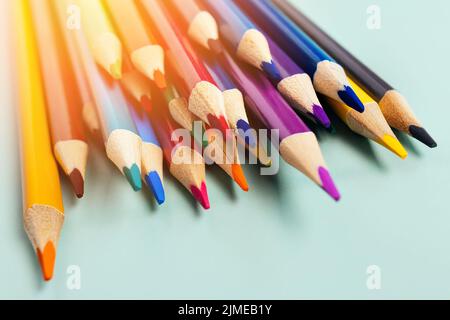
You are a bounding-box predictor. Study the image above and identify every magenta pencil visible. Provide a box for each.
[267,36,331,129]
[208,51,340,200]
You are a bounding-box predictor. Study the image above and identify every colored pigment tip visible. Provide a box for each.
[312,104,332,129]
[123,164,142,191]
[236,119,257,147]
[145,171,165,205]
[69,169,85,199]
[318,167,341,201]
[409,125,437,148]
[207,114,230,138]
[338,85,365,113]
[232,164,249,192]
[261,60,282,83]
[191,181,210,210]
[153,70,167,89]
[110,60,122,79]
[207,39,224,55]
[380,135,408,159]
[37,242,56,281]
[140,95,152,113]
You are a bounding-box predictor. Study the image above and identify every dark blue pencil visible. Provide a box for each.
[201,0,282,82]
[235,0,365,113]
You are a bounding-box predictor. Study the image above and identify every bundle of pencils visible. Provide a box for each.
[11,0,436,281]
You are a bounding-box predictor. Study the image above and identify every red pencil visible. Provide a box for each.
[139,0,229,136]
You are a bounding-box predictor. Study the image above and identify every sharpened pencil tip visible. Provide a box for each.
[123,164,142,191]
[140,95,152,113]
[231,164,249,191]
[409,125,437,148]
[110,61,122,79]
[318,167,341,201]
[380,135,408,159]
[145,171,165,205]
[190,181,210,209]
[153,70,167,89]
[37,242,56,281]
[69,169,84,199]
[261,60,282,83]
[312,104,332,129]
[236,119,257,147]
[207,39,224,54]
[338,86,365,113]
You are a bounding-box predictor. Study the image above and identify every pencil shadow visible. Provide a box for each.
[166,174,203,216]
[206,164,238,201]
[323,109,387,171]
[395,130,423,158]
[140,183,159,213]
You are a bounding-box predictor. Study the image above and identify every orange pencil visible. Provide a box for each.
[30,0,88,198]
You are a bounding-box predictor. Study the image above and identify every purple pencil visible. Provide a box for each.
[208,51,340,201]
[267,36,332,130]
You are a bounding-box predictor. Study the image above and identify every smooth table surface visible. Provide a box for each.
[1,0,449,299]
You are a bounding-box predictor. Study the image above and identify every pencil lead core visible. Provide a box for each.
[145,171,165,205]
[312,104,331,129]
[261,61,282,83]
[123,164,142,191]
[37,242,56,281]
[409,125,437,148]
[318,167,341,201]
[191,181,210,209]
[236,119,257,147]
[338,85,365,113]
[69,169,85,199]
[153,70,167,89]
[380,135,408,159]
[232,164,249,192]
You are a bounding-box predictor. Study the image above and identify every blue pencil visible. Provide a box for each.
[128,104,165,205]
[202,0,282,82]
[235,0,365,113]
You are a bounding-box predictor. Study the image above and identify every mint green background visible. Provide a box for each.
[1,0,449,299]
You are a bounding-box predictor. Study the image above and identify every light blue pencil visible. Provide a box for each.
[128,104,165,205]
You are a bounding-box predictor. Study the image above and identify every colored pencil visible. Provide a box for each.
[127,103,165,204]
[235,0,364,113]
[30,0,88,198]
[121,55,153,113]
[47,0,98,137]
[55,1,143,191]
[201,0,282,82]
[104,0,166,89]
[167,0,222,53]
[272,0,436,148]
[326,79,408,159]
[161,76,249,191]
[215,49,341,201]
[76,0,122,79]
[14,0,65,281]
[139,0,229,136]
[168,93,249,191]
[151,99,210,209]
[266,35,331,130]
[203,55,272,166]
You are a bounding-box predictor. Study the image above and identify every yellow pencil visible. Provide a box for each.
[14,0,64,281]
[76,0,122,79]
[327,79,408,159]
[104,0,166,88]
